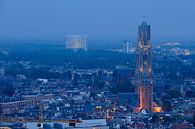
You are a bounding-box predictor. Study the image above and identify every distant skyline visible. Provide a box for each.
[0,0,194,42]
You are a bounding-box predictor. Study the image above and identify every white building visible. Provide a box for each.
[24,119,109,129]
[66,35,87,51]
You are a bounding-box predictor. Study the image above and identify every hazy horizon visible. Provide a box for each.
[0,0,194,41]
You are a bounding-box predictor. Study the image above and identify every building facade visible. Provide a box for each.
[66,35,87,51]
[135,21,153,112]
[123,40,130,53]
[0,100,27,115]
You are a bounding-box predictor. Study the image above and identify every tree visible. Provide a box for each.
[150,115,159,123]
[164,89,181,99]
[162,100,172,112]
[110,82,134,94]
[188,115,195,127]
[185,90,195,98]
[0,79,15,97]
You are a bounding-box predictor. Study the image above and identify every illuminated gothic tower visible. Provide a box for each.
[135,21,153,112]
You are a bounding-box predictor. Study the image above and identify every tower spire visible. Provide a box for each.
[134,21,162,113]
[135,21,153,112]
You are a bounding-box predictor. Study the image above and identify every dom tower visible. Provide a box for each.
[134,21,161,112]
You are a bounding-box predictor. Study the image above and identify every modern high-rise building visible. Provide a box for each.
[66,35,87,51]
[123,40,130,53]
[134,21,161,113]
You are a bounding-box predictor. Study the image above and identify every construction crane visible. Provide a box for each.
[0,97,81,129]
[37,96,44,129]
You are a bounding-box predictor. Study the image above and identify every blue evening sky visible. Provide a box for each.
[0,0,194,41]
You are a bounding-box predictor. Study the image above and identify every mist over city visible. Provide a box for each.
[0,0,195,129]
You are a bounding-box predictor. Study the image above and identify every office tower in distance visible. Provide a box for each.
[0,67,4,78]
[124,40,130,53]
[134,21,161,113]
[66,35,87,51]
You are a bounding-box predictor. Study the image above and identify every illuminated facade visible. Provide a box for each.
[66,35,87,51]
[135,21,161,112]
